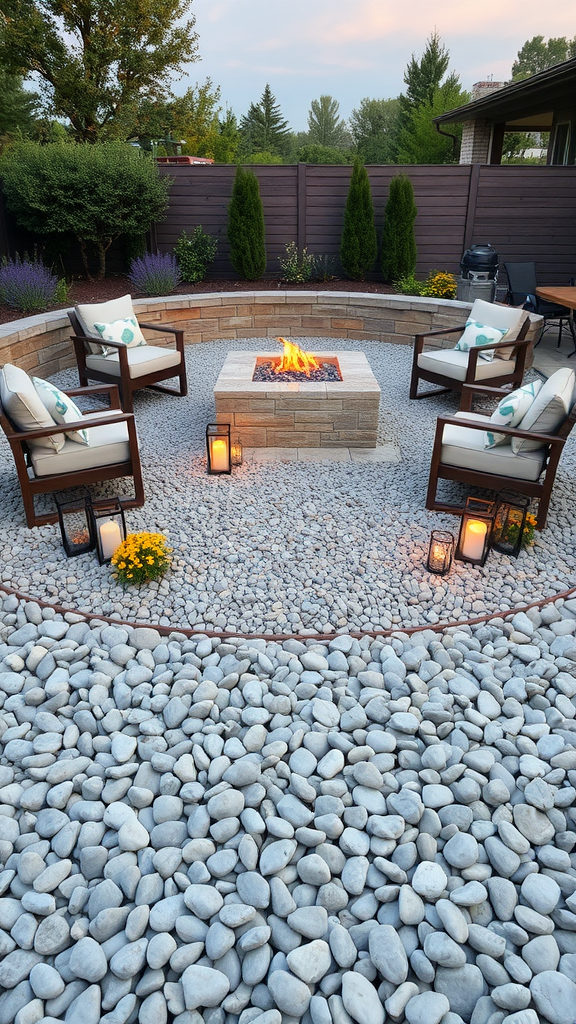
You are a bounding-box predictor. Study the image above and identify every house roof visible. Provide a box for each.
[434,57,576,131]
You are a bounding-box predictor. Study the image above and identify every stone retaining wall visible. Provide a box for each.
[0,292,542,380]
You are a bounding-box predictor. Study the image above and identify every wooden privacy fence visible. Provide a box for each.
[153,162,576,282]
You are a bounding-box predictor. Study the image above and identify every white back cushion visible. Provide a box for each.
[468,299,524,334]
[75,294,146,352]
[0,364,64,451]
[512,367,575,453]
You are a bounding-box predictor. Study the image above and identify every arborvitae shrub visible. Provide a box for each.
[381,174,417,283]
[339,159,377,281]
[227,166,266,280]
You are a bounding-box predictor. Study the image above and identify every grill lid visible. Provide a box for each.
[460,243,499,279]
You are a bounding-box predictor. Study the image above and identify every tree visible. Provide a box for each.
[296,144,350,165]
[0,71,39,144]
[227,166,266,279]
[307,95,349,149]
[0,141,170,279]
[212,109,240,164]
[512,35,576,80]
[381,174,417,283]
[239,85,291,158]
[131,80,224,159]
[0,1,199,142]
[340,159,377,281]
[349,97,400,164]
[396,81,469,164]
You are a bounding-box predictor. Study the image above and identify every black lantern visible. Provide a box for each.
[455,497,495,567]
[492,490,531,558]
[230,434,243,467]
[426,530,455,575]
[56,490,95,557]
[88,497,128,564]
[206,423,231,474]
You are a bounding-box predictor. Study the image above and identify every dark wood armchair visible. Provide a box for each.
[0,384,145,528]
[69,305,187,414]
[426,383,576,530]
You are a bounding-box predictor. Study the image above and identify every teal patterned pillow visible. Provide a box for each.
[32,377,90,446]
[484,379,542,449]
[93,316,146,349]
[455,319,509,362]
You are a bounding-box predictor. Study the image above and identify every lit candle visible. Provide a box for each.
[210,437,229,472]
[99,519,122,560]
[461,519,487,561]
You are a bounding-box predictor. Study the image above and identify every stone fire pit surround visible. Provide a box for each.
[214,349,381,447]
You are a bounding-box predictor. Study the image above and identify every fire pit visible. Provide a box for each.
[214,341,380,448]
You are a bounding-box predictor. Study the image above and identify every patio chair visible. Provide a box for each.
[503,261,576,349]
[0,363,144,528]
[68,294,187,413]
[426,367,576,530]
[410,298,531,400]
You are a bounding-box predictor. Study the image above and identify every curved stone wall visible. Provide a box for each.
[0,291,541,379]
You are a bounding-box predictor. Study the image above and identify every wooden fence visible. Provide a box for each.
[152,163,576,283]
[2,163,575,283]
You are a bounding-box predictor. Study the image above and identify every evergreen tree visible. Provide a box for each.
[394,32,467,164]
[239,85,290,158]
[396,81,469,164]
[227,165,266,279]
[339,159,377,281]
[307,95,349,149]
[0,70,39,143]
[381,174,417,283]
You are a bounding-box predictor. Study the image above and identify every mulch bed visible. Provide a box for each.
[0,276,396,326]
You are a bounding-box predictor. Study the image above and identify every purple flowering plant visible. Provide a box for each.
[0,254,67,313]
[128,251,181,296]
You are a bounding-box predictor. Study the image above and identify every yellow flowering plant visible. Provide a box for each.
[422,271,458,300]
[111,532,171,587]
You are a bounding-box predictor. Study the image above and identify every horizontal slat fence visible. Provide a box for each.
[154,163,576,284]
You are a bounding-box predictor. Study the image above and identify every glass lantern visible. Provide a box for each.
[455,497,495,567]
[55,490,95,557]
[88,497,127,564]
[230,434,243,467]
[426,530,455,575]
[492,490,531,558]
[206,423,231,474]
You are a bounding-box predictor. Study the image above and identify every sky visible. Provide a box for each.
[182,0,576,131]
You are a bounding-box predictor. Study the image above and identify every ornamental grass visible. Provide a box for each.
[111,531,171,587]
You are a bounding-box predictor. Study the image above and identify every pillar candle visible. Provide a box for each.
[99,519,122,560]
[210,437,229,472]
[461,519,487,561]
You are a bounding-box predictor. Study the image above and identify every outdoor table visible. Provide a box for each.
[536,286,576,355]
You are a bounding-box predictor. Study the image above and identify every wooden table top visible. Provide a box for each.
[536,286,576,310]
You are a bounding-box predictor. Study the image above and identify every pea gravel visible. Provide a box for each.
[0,338,574,635]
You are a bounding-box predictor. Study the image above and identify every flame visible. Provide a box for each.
[274,337,320,376]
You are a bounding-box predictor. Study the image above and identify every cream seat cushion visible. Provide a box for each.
[0,363,64,451]
[441,411,546,482]
[29,411,132,478]
[418,349,516,382]
[85,345,182,380]
[75,294,146,353]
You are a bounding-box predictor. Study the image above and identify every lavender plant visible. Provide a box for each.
[128,251,181,296]
[0,254,66,312]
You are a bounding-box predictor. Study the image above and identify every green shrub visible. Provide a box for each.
[227,166,266,280]
[312,254,338,282]
[381,174,417,283]
[394,271,425,296]
[279,242,316,283]
[175,227,218,283]
[0,141,170,280]
[340,159,377,281]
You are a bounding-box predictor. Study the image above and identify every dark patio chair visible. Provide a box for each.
[504,261,576,350]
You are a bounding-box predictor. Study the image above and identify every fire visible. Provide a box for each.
[274,337,320,376]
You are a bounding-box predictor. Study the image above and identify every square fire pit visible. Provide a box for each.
[214,350,380,448]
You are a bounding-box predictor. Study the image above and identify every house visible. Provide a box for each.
[434,57,576,165]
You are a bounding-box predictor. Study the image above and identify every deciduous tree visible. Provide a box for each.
[307,95,350,149]
[348,97,400,164]
[512,35,576,80]
[0,0,199,142]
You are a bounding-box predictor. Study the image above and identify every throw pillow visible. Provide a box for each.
[75,294,146,355]
[93,316,146,350]
[484,379,542,448]
[0,363,64,451]
[32,377,90,446]
[455,319,509,362]
[512,367,575,453]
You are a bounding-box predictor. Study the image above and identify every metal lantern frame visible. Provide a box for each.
[55,489,95,558]
[455,497,495,567]
[88,496,128,564]
[426,530,455,576]
[206,422,232,475]
[492,489,531,558]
